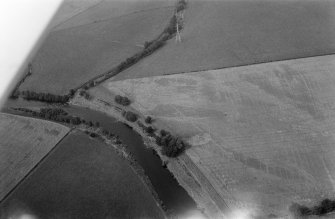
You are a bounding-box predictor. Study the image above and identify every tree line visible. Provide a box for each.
[79,0,187,90]
[18,91,70,103]
[290,199,335,217]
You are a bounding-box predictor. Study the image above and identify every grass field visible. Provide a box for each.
[95,54,335,217]
[0,130,165,219]
[20,1,174,95]
[0,113,70,202]
[53,0,175,31]
[112,0,335,81]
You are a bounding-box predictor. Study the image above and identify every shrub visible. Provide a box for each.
[90,132,97,138]
[115,95,131,106]
[144,41,151,49]
[145,116,153,124]
[160,129,168,137]
[124,111,138,122]
[69,89,75,96]
[145,126,155,134]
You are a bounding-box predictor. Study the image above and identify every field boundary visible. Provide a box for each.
[146,53,335,80]
[52,4,175,33]
[0,127,72,203]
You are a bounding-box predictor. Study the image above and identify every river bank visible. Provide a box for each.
[70,93,222,218]
[3,99,199,218]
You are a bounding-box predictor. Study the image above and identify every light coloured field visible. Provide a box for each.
[113,0,335,81]
[0,113,70,201]
[95,54,335,218]
[20,2,174,95]
[0,130,165,219]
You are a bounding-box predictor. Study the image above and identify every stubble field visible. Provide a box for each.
[0,113,70,202]
[96,54,335,217]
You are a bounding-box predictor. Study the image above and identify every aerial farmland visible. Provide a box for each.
[3,0,335,218]
[113,0,335,81]
[0,113,70,201]
[20,0,175,95]
[90,54,335,217]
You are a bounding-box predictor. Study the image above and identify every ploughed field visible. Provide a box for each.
[20,1,174,95]
[0,130,165,219]
[95,55,335,217]
[0,113,70,201]
[113,0,335,81]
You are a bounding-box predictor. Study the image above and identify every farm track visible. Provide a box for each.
[179,154,229,212]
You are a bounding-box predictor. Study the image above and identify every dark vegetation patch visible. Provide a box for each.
[9,0,187,106]
[10,64,33,99]
[290,199,335,217]
[122,110,138,122]
[0,131,165,219]
[155,130,186,157]
[137,117,186,157]
[115,95,131,106]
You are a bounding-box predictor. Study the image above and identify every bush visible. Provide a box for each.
[124,111,138,122]
[145,116,153,124]
[115,95,131,106]
[90,132,97,138]
[144,41,151,49]
[69,89,75,96]
[160,129,168,137]
[145,126,155,134]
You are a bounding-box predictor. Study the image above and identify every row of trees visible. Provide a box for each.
[14,107,100,127]
[290,199,335,217]
[83,0,186,88]
[19,90,70,104]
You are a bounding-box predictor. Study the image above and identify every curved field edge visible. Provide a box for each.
[0,130,166,219]
[69,94,219,219]
[0,112,70,201]
[92,54,335,218]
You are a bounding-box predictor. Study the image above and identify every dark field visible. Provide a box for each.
[0,131,165,219]
[20,2,174,95]
[113,0,335,81]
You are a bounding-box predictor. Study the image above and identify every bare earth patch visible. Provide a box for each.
[96,55,335,218]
